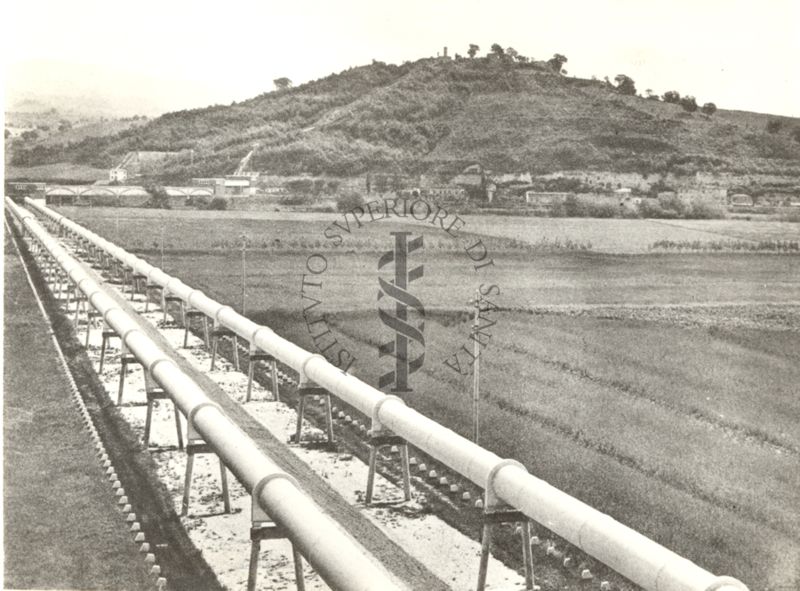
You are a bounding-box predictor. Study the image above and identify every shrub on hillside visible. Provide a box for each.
[639,198,669,218]
[680,96,698,113]
[336,192,364,212]
[614,74,636,96]
[659,193,690,216]
[206,197,228,210]
[766,119,782,134]
[586,200,620,218]
[555,195,620,218]
[639,196,725,219]
[143,184,171,209]
[701,102,717,116]
[662,90,681,104]
[689,200,726,219]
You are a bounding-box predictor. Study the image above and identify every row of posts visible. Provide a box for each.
[26,215,538,591]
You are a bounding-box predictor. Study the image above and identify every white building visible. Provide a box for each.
[109,167,128,183]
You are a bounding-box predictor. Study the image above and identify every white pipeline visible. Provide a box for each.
[24,197,749,591]
[7,197,401,591]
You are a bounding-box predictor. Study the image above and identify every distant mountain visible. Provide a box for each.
[5,60,222,119]
[10,56,800,181]
[6,94,121,120]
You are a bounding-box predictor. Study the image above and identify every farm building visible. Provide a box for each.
[524,191,571,207]
[423,186,468,200]
[191,175,258,196]
[492,172,533,185]
[729,193,753,206]
[109,167,128,183]
[451,163,486,187]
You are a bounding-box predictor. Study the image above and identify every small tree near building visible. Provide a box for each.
[468,44,480,58]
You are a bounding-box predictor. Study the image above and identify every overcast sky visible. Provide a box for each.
[4,0,799,117]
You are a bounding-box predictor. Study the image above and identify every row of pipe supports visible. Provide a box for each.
[22,197,751,591]
[7,199,403,591]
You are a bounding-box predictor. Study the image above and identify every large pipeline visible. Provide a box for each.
[7,197,402,591]
[24,197,749,591]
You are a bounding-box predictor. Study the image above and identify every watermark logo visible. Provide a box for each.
[377,232,425,393]
[299,196,500,388]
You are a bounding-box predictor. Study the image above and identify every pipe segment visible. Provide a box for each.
[7,198,401,591]
[22,197,748,591]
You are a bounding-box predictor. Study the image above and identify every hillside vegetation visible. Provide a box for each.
[11,55,800,181]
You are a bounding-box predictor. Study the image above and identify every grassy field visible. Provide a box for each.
[3,230,152,590]
[55,206,800,253]
[58,206,800,590]
[5,162,108,182]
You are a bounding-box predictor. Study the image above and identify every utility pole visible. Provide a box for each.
[160,224,165,269]
[241,234,247,315]
[471,289,481,444]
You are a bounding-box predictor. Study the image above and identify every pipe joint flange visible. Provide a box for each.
[147,357,175,378]
[76,276,92,291]
[251,472,301,523]
[102,308,117,326]
[119,327,142,344]
[655,556,705,591]
[88,291,105,308]
[187,289,204,308]
[703,577,750,591]
[215,305,234,323]
[253,472,300,500]
[485,459,527,510]
[186,401,225,440]
[250,326,274,346]
[299,354,326,386]
[576,513,613,551]
[371,395,405,433]
[165,277,180,292]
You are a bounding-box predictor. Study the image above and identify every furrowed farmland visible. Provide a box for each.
[56,206,800,590]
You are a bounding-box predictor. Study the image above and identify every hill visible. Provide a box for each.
[10,56,800,182]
